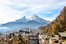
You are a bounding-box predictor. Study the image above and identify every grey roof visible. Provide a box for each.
[58,32,66,37]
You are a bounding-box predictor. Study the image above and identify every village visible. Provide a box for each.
[0,28,66,44]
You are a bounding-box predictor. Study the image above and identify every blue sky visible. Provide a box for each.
[0,0,66,24]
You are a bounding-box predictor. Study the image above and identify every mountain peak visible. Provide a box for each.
[21,16,26,20]
[31,15,39,18]
[16,16,28,22]
[29,15,49,23]
[30,15,40,20]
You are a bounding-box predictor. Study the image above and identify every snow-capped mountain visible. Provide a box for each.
[15,15,49,23]
[0,15,50,32]
[29,15,49,23]
[16,16,29,23]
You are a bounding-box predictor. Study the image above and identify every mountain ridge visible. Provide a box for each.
[15,15,50,23]
[0,15,50,32]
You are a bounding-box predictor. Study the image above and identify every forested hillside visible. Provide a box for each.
[39,7,66,36]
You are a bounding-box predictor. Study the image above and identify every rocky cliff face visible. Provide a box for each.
[40,7,66,35]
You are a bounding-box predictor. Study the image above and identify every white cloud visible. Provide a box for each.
[0,0,23,24]
[0,0,66,24]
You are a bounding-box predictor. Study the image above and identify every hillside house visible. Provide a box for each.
[58,32,66,40]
